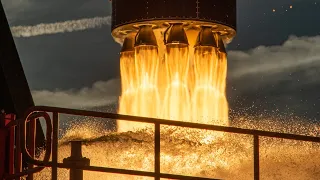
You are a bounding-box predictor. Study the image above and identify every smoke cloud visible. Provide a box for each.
[32,78,120,109]
[228,35,320,90]
[11,16,111,37]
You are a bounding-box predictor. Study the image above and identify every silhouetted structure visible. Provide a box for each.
[0,1,45,177]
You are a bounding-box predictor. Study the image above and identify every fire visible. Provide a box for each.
[118,46,161,131]
[192,46,228,125]
[162,46,191,122]
[117,26,229,132]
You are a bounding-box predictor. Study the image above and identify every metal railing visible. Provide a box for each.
[5,106,320,180]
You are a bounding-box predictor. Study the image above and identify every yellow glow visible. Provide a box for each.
[117,30,229,134]
[192,46,228,126]
[118,46,160,132]
[162,46,191,121]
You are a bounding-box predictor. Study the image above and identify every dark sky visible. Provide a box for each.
[2,0,320,120]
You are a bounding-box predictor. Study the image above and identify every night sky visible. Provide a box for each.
[3,0,320,121]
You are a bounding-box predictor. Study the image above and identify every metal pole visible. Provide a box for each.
[154,123,160,180]
[8,117,15,175]
[63,141,90,180]
[26,118,35,180]
[253,135,260,180]
[15,123,22,180]
[52,112,59,180]
[0,113,6,179]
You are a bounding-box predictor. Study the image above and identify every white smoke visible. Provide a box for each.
[31,79,120,109]
[11,16,111,37]
[228,35,320,91]
[229,35,320,78]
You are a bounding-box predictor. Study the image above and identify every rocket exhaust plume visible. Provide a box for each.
[193,28,229,128]
[118,26,160,132]
[113,0,236,133]
[162,23,191,122]
[11,16,111,38]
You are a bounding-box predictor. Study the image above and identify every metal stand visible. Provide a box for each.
[63,141,90,180]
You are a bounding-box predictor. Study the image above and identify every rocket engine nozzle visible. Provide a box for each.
[120,33,135,53]
[134,25,158,47]
[195,26,218,48]
[111,0,236,45]
[164,23,189,48]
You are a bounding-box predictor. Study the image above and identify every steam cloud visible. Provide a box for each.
[31,35,320,109]
[32,79,120,109]
[11,16,111,37]
[228,35,320,91]
[229,35,320,78]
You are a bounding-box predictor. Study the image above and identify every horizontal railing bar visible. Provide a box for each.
[4,164,220,180]
[25,106,320,143]
[56,163,155,178]
[160,173,221,180]
[4,167,45,179]
[43,163,219,180]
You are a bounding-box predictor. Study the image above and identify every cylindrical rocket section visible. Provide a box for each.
[111,0,237,44]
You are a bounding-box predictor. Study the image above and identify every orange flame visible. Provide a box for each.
[118,31,229,133]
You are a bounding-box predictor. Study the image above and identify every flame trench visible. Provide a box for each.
[117,25,229,132]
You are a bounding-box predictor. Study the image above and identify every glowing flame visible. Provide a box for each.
[192,46,228,126]
[118,46,160,131]
[117,29,229,133]
[162,46,191,121]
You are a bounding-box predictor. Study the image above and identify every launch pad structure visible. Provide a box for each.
[1,0,320,180]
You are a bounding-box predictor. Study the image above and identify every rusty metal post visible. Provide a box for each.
[52,112,59,180]
[63,141,90,180]
[154,123,160,180]
[253,135,260,180]
[0,120,7,179]
[14,122,22,180]
[0,112,17,179]
[27,117,35,180]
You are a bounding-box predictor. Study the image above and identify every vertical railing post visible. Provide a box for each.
[27,117,35,180]
[8,126,15,175]
[0,111,6,179]
[154,123,160,180]
[15,123,22,180]
[63,141,90,180]
[52,112,59,180]
[253,135,260,180]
